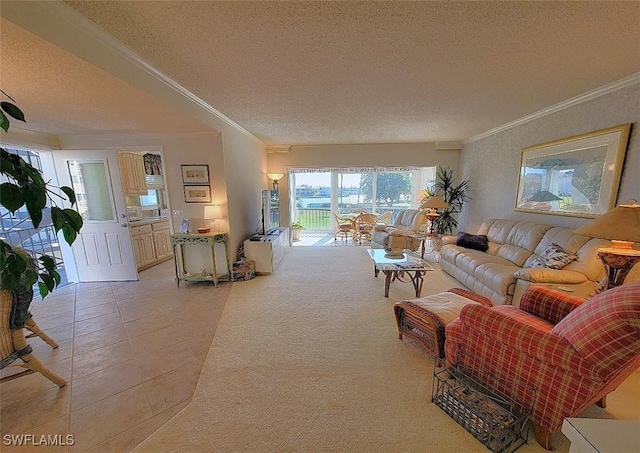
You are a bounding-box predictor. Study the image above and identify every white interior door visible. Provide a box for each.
[53,151,137,282]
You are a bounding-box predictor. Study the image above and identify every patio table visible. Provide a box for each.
[367,249,434,298]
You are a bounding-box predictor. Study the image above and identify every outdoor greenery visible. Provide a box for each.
[361,173,412,206]
[291,221,304,230]
[0,91,83,297]
[426,167,470,235]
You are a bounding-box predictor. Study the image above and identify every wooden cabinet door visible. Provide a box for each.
[132,235,144,269]
[153,229,172,260]
[118,152,148,195]
[131,153,148,195]
[139,233,156,266]
[118,152,135,195]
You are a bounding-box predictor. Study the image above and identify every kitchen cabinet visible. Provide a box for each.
[130,220,173,271]
[152,222,172,260]
[118,152,148,195]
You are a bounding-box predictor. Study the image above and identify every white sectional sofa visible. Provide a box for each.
[439,218,611,306]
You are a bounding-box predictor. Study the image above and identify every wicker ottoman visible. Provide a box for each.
[394,288,493,358]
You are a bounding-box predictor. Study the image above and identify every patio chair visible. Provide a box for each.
[332,213,354,242]
[354,213,378,244]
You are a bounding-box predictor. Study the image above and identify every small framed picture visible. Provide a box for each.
[181,165,209,184]
[184,185,212,203]
[180,218,190,234]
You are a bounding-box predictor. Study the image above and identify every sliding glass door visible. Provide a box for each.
[290,167,435,232]
[291,171,332,231]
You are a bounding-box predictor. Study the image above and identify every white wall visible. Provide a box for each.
[218,125,268,261]
[459,82,640,234]
[267,143,460,227]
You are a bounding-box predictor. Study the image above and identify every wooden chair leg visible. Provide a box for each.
[534,424,553,450]
[19,351,66,387]
[24,316,59,348]
[10,329,66,388]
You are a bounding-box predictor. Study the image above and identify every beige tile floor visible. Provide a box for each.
[0,260,230,452]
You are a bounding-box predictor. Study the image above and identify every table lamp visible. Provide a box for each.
[200,205,222,233]
[420,196,449,235]
[266,173,284,190]
[574,201,640,290]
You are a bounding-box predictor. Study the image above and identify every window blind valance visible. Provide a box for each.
[290,167,420,174]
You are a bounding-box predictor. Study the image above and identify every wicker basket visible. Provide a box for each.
[432,361,532,453]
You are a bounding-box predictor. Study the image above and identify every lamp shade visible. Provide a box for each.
[420,196,449,210]
[204,205,222,220]
[574,203,640,243]
[266,173,284,181]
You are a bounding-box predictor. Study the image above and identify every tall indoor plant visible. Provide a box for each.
[0,91,83,298]
[427,167,470,235]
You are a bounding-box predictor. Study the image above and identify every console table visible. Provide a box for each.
[171,232,232,287]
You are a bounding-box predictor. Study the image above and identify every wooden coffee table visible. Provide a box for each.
[367,249,434,297]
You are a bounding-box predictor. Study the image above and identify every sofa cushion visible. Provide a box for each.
[513,268,588,284]
[528,243,578,270]
[453,248,521,296]
[456,232,489,252]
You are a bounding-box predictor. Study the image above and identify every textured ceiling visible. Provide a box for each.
[3,1,640,145]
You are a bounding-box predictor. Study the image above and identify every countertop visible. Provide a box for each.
[128,217,169,225]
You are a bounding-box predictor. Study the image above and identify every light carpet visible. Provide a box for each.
[134,246,636,452]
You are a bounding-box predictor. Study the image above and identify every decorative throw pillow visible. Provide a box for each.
[528,243,577,270]
[456,232,489,252]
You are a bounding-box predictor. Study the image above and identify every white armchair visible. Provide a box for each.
[370,209,427,251]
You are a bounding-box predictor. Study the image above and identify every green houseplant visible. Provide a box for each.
[0,91,83,298]
[291,221,304,242]
[426,167,470,235]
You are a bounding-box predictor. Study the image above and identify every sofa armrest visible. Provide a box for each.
[441,235,457,245]
[518,286,585,324]
[456,304,593,377]
[373,224,388,232]
[514,268,588,284]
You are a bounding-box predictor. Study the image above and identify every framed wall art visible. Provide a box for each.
[514,124,630,218]
[184,185,212,203]
[181,164,209,184]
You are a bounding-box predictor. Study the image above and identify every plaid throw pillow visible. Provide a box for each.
[528,243,577,270]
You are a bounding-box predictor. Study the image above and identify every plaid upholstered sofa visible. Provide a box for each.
[444,283,640,450]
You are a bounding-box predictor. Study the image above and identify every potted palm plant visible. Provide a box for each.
[425,167,470,235]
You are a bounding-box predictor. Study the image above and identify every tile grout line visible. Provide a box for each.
[113,280,160,446]
[66,282,78,453]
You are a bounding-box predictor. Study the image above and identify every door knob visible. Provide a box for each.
[121,223,129,227]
